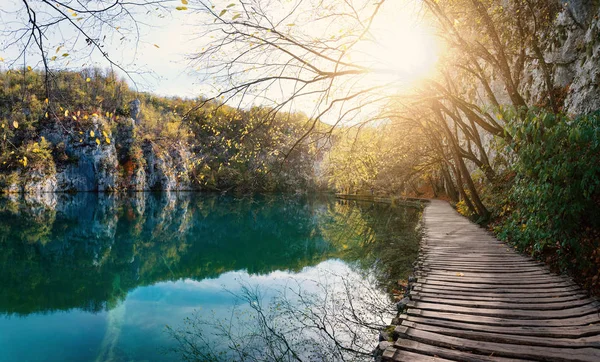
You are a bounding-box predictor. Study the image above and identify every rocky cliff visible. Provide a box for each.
[4,113,196,193]
[525,1,600,115]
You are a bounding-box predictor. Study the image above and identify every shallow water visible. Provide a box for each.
[0,193,421,361]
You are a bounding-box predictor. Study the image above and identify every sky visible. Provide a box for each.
[0,0,206,97]
[0,0,441,122]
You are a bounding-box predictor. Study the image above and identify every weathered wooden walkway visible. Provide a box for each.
[382,200,600,362]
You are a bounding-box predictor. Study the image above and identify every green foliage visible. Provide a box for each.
[0,68,319,192]
[493,110,600,275]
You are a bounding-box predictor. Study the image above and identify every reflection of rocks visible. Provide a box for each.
[0,193,420,316]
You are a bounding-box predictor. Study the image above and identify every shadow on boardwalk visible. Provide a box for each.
[383,200,600,362]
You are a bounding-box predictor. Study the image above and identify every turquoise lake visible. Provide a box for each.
[0,193,421,361]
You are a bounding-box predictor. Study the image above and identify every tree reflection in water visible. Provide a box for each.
[0,193,421,361]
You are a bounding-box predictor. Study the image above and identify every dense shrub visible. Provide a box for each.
[493,110,600,283]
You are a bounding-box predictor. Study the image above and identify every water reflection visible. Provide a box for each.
[0,192,422,361]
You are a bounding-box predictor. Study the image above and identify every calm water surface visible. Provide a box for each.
[0,193,421,361]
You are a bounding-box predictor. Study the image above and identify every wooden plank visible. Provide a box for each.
[413,284,582,296]
[408,301,600,319]
[393,339,528,362]
[395,326,600,361]
[418,277,577,288]
[406,309,600,327]
[401,320,600,348]
[410,291,590,304]
[413,283,582,295]
[411,295,596,310]
[398,314,600,338]
[385,345,455,362]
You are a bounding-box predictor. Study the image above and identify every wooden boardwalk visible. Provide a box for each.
[382,200,600,362]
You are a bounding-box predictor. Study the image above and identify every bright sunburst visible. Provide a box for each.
[353,0,441,87]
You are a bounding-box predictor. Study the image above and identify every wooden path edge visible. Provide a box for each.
[376,199,600,362]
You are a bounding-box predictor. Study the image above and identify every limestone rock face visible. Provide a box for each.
[143,141,192,191]
[129,99,141,124]
[23,171,57,193]
[42,115,119,192]
[524,3,600,115]
[2,114,198,194]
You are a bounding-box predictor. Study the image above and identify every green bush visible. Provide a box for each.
[495,110,600,274]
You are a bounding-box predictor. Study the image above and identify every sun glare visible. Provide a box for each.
[353,1,441,88]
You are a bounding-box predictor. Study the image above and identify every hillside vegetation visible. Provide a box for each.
[0,68,322,193]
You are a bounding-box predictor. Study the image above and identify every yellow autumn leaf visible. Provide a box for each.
[154,44,160,48]
[79,139,83,142]
[95,138,100,145]
[90,130,95,137]
[22,157,28,167]
[86,77,91,82]
[102,131,108,137]
[106,111,110,117]
[105,137,111,144]
[44,98,49,104]
[176,6,187,10]
[13,121,18,129]
[181,0,188,4]
[27,66,32,71]
[64,110,69,117]
[45,112,48,118]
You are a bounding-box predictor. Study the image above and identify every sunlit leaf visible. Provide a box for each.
[96,138,100,145]
[90,130,95,137]
[26,66,32,71]
[86,77,91,82]
[105,137,111,144]
[12,121,18,129]
[181,0,188,4]
[65,110,69,117]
